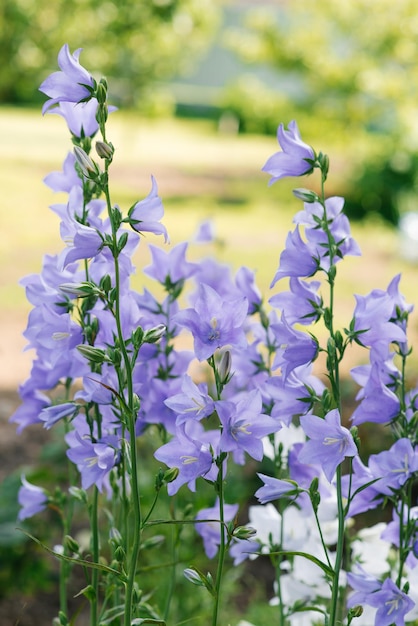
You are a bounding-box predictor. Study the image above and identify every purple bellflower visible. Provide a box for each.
[350,362,400,426]
[144,242,197,286]
[271,313,319,379]
[39,44,95,114]
[164,374,215,424]
[270,227,319,287]
[66,433,120,492]
[262,120,315,184]
[269,277,322,325]
[128,176,169,243]
[174,283,248,361]
[255,473,298,504]
[298,409,358,482]
[44,152,81,194]
[18,476,48,520]
[367,438,418,496]
[367,577,415,626]
[216,390,279,463]
[195,499,239,558]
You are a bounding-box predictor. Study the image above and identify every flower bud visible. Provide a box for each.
[95,140,114,160]
[59,282,96,297]
[232,525,257,540]
[292,188,320,203]
[143,324,166,344]
[218,350,232,384]
[73,145,97,178]
[77,344,109,364]
[64,534,80,554]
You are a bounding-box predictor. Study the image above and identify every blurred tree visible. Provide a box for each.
[223,0,418,224]
[0,0,219,111]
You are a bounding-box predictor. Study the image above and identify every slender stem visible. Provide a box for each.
[329,466,345,626]
[211,462,226,626]
[90,486,100,626]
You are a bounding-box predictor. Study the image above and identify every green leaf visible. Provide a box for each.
[268,550,334,579]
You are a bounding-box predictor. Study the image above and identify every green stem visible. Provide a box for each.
[90,486,100,626]
[329,466,345,626]
[211,463,226,626]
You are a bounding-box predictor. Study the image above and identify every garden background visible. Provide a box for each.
[2,1,418,624]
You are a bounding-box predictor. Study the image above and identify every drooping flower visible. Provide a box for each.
[271,313,319,379]
[39,44,95,114]
[262,120,315,184]
[66,432,120,492]
[298,409,358,482]
[350,362,400,426]
[255,473,298,504]
[127,176,169,243]
[39,401,79,429]
[235,267,262,314]
[367,438,418,496]
[269,277,322,325]
[270,227,319,287]
[174,283,248,361]
[18,476,48,520]
[144,242,197,286]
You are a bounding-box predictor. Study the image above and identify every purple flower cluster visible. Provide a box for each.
[11,45,418,626]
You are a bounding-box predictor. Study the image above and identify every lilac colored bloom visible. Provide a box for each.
[230,538,260,565]
[194,219,215,243]
[350,362,400,426]
[48,99,116,138]
[195,499,239,558]
[174,283,248,361]
[342,456,383,517]
[298,409,358,482]
[40,44,95,114]
[66,433,120,492]
[267,364,325,425]
[128,176,169,243]
[164,374,215,424]
[235,266,262,314]
[59,216,104,269]
[368,438,418,496]
[154,423,216,495]
[39,401,79,429]
[269,277,322,325]
[271,313,319,378]
[144,242,197,285]
[255,473,297,504]
[262,120,315,185]
[381,506,418,569]
[352,289,407,359]
[44,152,81,193]
[367,577,415,626]
[346,564,382,607]
[18,476,48,520]
[270,227,319,287]
[216,390,279,462]
[9,388,50,433]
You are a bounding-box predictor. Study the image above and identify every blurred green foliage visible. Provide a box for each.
[0,0,219,111]
[222,0,418,225]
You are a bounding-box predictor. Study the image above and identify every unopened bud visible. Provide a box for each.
[232,525,257,540]
[292,188,320,203]
[95,140,114,160]
[73,146,99,179]
[218,350,232,384]
[143,324,166,344]
[59,282,96,297]
[77,344,108,364]
[64,535,80,554]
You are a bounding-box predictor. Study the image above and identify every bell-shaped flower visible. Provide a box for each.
[144,242,197,286]
[271,313,319,379]
[174,283,248,361]
[270,277,322,325]
[262,120,315,184]
[17,476,48,521]
[298,409,358,483]
[195,499,239,558]
[128,176,169,243]
[270,227,319,287]
[40,44,95,113]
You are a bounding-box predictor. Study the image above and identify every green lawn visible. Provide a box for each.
[2,107,418,386]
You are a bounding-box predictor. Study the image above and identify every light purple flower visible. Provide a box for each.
[18,476,48,520]
[270,227,319,287]
[164,375,215,424]
[128,176,169,243]
[269,277,322,325]
[195,499,239,558]
[216,390,279,462]
[154,423,216,495]
[194,219,215,243]
[144,242,197,285]
[39,401,79,429]
[367,577,415,626]
[44,152,81,193]
[262,120,315,184]
[368,438,418,496]
[271,313,319,378]
[350,362,400,426]
[174,283,248,361]
[298,409,358,482]
[40,44,95,114]
[66,433,120,492]
[235,266,262,314]
[255,473,297,504]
